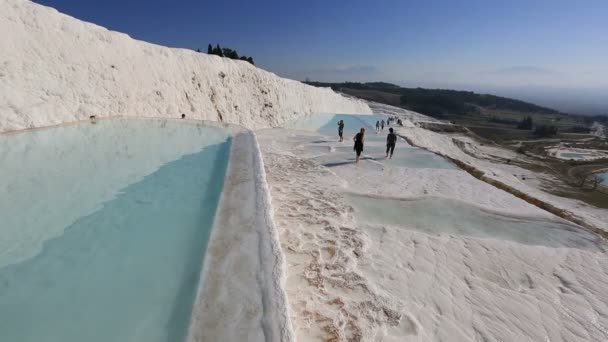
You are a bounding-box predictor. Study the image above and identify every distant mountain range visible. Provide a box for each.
[474,85,608,117]
[306,81,561,118]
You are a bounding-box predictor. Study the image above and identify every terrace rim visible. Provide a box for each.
[0,117,294,342]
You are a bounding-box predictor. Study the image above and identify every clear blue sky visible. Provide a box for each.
[33,0,608,90]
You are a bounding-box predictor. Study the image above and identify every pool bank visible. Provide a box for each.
[0,118,291,342]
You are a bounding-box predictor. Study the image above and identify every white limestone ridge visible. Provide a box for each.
[0,0,371,133]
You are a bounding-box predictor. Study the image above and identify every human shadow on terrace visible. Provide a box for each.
[323,156,375,167]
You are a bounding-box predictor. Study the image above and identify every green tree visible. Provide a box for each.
[517,116,533,130]
[207,43,255,64]
[222,48,239,59]
[238,55,255,65]
[215,44,224,57]
[534,125,558,137]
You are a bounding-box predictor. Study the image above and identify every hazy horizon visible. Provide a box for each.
[300,78,608,116]
[33,0,608,115]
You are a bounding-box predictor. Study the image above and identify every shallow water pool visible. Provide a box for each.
[561,152,593,159]
[599,172,608,185]
[290,114,456,169]
[288,113,384,136]
[0,119,231,342]
[346,194,604,252]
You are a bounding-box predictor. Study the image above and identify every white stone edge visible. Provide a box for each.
[186,127,294,342]
[250,131,295,342]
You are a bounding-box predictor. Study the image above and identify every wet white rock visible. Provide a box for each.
[0,0,370,133]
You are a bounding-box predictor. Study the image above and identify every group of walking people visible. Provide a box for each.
[337,119,397,164]
[374,118,403,131]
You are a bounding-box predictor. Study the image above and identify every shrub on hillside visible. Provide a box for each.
[534,125,558,137]
[517,116,533,130]
[202,43,255,65]
[564,126,591,134]
[409,104,445,118]
[490,117,518,125]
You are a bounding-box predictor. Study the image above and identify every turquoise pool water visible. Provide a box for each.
[600,172,608,185]
[0,119,231,342]
[561,152,593,159]
[347,194,604,252]
[289,113,386,137]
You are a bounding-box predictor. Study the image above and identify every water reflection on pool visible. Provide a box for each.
[0,119,231,342]
[346,194,604,252]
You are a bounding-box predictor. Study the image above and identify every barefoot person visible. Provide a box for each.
[380,120,385,131]
[386,127,397,159]
[375,120,380,132]
[353,128,365,163]
[337,119,345,142]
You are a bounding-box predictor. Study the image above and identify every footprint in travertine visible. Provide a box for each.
[384,312,420,340]
[261,148,413,341]
[321,246,337,260]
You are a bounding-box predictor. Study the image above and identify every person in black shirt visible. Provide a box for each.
[386,127,397,159]
[353,127,365,163]
[337,120,345,142]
